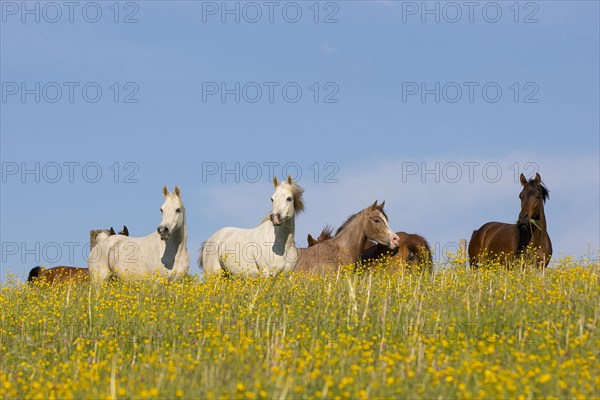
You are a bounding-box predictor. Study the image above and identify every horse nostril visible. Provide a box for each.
[270,213,282,225]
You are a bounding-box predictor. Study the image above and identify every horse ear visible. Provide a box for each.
[109,227,116,235]
[307,234,317,247]
[370,200,378,210]
[534,173,541,184]
[287,175,292,184]
[122,226,129,236]
[519,174,527,186]
[273,176,278,188]
[378,200,386,210]
[163,186,169,197]
[174,186,181,197]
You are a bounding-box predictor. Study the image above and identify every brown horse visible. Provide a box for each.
[27,266,89,285]
[295,201,399,275]
[468,173,552,268]
[307,228,432,272]
[27,226,129,284]
[362,232,432,272]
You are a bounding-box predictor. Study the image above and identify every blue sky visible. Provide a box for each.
[1,1,599,280]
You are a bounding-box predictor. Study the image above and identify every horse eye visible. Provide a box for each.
[271,198,273,202]
[287,197,292,202]
[176,208,181,213]
[374,218,380,223]
[160,208,163,213]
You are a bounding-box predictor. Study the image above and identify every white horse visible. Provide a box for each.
[89,186,190,283]
[200,176,304,277]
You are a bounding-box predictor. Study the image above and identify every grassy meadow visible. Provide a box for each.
[1,258,598,399]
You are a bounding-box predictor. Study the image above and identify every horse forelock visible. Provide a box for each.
[278,181,305,215]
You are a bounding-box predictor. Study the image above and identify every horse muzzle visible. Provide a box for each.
[157,226,170,240]
[389,234,400,249]
[270,213,283,226]
[517,215,530,225]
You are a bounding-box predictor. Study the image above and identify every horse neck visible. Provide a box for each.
[532,206,548,244]
[538,206,547,230]
[518,205,548,250]
[273,216,296,248]
[333,215,368,262]
[164,219,188,257]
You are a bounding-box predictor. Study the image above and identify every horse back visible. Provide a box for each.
[295,241,344,275]
[362,232,432,271]
[108,234,160,275]
[48,266,89,284]
[469,222,519,265]
[89,234,122,267]
[29,266,89,285]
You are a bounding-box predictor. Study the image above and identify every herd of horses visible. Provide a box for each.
[27,173,552,285]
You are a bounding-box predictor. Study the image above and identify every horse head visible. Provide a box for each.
[269,176,304,226]
[362,201,400,249]
[157,186,185,241]
[517,173,549,227]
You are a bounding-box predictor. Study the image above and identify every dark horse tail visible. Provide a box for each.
[27,266,44,283]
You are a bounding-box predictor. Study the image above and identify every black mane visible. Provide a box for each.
[528,178,550,203]
[335,211,359,236]
[319,225,335,239]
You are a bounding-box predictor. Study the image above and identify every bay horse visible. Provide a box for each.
[27,266,89,285]
[307,228,432,272]
[89,186,189,283]
[362,232,432,271]
[295,201,399,275]
[468,173,552,268]
[28,226,129,285]
[200,176,304,277]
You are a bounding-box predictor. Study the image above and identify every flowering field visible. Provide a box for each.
[1,260,598,399]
